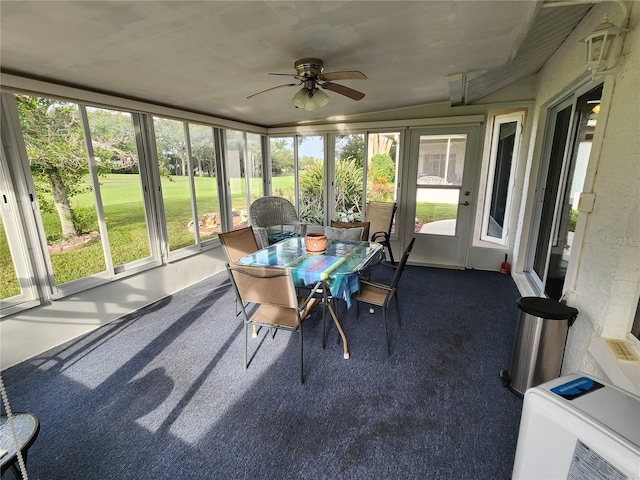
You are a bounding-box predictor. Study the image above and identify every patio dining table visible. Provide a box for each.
[236,236,384,359]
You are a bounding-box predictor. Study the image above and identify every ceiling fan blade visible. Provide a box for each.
[321,82,365,101]
[321,71,367,81]
[247,83,299,99]
[269,73,307,81]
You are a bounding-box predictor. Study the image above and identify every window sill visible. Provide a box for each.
[589,337,640,396]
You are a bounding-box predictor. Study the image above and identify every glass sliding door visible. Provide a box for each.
[86,106,152,269]
[16,95,109,285]
[529,84,603,300]
[154,117,192,251]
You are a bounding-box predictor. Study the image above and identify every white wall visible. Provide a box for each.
[515,2,640,384]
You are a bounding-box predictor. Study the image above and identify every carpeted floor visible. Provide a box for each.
[1,265,524,479]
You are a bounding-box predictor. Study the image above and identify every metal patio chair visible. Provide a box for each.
[226,264,322,384]
[364,201,397,265]
[352,237,415,355]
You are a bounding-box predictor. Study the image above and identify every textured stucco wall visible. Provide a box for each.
[520,2,640,378]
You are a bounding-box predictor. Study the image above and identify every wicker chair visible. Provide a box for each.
[249,196,307,247]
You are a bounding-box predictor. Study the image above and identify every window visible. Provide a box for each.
[226,129,263,230]
[17,96,112,285]
[481,113,523,245]
[270,136,295,202]
[1,90,265,315]
[153,117,223,252]
[298,135,325,225]
[415,135,467,236]
[366,132,399,203]
[334,133,364,221]
[187,123,220,240]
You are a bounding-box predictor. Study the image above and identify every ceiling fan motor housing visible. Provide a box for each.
[295,58,324,79]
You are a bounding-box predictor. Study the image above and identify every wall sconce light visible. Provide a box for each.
[582,14,625,77]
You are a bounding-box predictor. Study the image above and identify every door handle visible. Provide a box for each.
[459,201,469,206]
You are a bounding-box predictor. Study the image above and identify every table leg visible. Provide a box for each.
[326,302,349,359]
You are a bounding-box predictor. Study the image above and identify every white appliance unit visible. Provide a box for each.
[512,373,640,479]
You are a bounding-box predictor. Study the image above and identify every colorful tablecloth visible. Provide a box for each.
[237,236,383,308]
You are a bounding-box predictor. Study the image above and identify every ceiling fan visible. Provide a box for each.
[247,58,367,111]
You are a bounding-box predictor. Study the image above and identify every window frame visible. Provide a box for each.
[480,112,524,246]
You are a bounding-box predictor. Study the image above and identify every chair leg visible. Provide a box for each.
[321,299,327,350]
[394,294,401,328]
[382,307,390,356]
[244,322,249,370]
[299,327,304,384]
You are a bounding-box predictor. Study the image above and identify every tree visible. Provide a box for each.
[270,138,294,175]
[17,96,88,239]
[336,134,364,167]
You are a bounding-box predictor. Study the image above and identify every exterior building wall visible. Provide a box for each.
[517,3,639,379]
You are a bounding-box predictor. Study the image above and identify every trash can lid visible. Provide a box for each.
[517,296,579,320]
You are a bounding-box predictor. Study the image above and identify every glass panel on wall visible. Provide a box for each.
[270,137,294,201]
[366,132,400,232]
[86,107,151,267]
[533,105,573,286]
[226,129,249,230]
[415,135,467,236]
[16,95,107,284]
[481,113,522,244]
[247,133,263,207]
[189,123,219,241]
[367,132,399,203]
[334,133,364,222]
[153,117,194,251]
[298,135,324,225]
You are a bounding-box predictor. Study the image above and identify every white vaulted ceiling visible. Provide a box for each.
[0,1,592,127]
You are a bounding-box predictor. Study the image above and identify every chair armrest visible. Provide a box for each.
[371,231,389,243]
[252,226,269,249]
[295,222,308,237]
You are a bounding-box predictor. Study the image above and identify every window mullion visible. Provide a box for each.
[78,104,114,274]
[131,112,162,264]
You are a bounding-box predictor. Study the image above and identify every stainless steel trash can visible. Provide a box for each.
[500,297,578,396]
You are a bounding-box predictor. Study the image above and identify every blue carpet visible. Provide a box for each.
[1,266,524,479]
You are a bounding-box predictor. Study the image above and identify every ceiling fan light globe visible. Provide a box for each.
[292,88,307,108]
[314,88,329,107]
[304,95,319,111]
